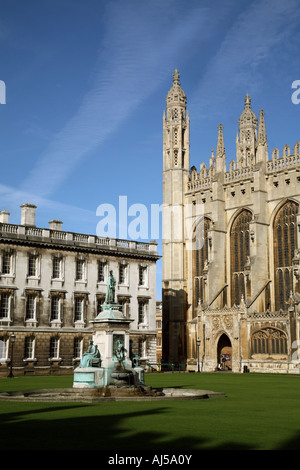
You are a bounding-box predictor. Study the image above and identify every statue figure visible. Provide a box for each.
[79,339,101,368]
[114,339,127,365]
[105,270,116,304]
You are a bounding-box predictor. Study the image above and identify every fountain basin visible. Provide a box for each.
[0,386,225,402]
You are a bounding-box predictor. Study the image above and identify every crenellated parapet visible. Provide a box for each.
[186,141,300,193]
[266,142,300,174]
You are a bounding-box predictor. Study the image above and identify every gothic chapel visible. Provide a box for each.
[162,70,300,373]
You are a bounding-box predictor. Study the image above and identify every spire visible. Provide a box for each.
[239,93,257,127]
[258,109,267,146]
[216,123,226,173]
[216,123,225,158]
[236,93,258,168]
[256,109,268,163]
[244,93,251,108]
[173,69,180,86]
[166,69,186,109]
[163,70,189,171]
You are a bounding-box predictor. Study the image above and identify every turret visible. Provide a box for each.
[163,69,190,172]
[215,123,226,173]
[236,94,258,168]
[162,70,189,364]
[256,109,268,163]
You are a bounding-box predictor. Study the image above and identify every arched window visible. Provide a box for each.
[193,217,210,307]
[274,201,298,310]
[230,209,252,306]
[252,328,287,355]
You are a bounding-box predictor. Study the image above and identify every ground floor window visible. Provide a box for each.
[50,337,60,359]
[252,328,287,355]
[74,337,83,358]
[24,336,35,359]
[0,337,7,362]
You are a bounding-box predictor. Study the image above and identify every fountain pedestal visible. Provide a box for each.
[73,302,143,389]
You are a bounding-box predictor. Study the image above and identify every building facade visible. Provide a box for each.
[0,204,158,376]
[162,70,300,373]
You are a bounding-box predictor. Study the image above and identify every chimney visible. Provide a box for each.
[20,203,36,226]
[49,219,63,231]
[0,210,10,224]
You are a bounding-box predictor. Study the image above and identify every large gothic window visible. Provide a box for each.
[230,209,252,306]
[252,328,287,355]
[273,201,298,311]
[193,217,210,307]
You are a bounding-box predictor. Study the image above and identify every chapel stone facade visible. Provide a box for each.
[162,70,300,373]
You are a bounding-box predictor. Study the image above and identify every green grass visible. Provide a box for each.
[0,372,300,450]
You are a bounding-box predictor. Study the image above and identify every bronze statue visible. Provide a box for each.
[105,270,116,304]
[79,339,101,368]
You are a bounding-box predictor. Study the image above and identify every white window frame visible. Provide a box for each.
[50,295,63,327]
[138,300,148,327]
[0,250,15,280]
[74,295,86,327]
[96,296,105,315]
[0,292,12,323]
[118,297,130,317]
[49,337,60,360]
[24,336,35,361]
[52,254,64,280]
[118,261,128,285]
[74,297,84,322]
[2,252,11,274]
[27,251,40,279]
[0,337,8,363]
[25,293,37,322]
[74,337,83,360]
[138,264,148,287]
[75,257,87,284]
[97,260,107,283]
[28,254,37,277]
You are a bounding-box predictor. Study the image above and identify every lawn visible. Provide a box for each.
[0,372,300,450]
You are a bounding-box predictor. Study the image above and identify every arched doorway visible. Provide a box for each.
[217,333,232,371]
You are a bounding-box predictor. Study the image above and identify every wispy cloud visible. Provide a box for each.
[19,1,213,199]
[0,182,95,227]
[190,0,300,120]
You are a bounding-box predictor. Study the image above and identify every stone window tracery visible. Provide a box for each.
[273,200,298,311]
[193,217,210,307]
[252,328,287,355]
[230,209,252,306]
[174,128,178,146]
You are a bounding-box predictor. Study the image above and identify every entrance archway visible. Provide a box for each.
[217,333,232,371]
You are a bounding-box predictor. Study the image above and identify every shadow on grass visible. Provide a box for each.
[0,402,256,451]
[1,399,299,451]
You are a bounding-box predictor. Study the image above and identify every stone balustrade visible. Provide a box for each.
[0,223,157,255]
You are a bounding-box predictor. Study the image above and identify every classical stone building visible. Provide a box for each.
[162,70,300,373]
[0,204,158,376]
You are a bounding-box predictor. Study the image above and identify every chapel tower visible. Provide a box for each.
[162,70,190,363]
[162,72,300,374]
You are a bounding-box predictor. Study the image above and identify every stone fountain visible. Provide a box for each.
[0,271,226,402]
[73,270,146,396]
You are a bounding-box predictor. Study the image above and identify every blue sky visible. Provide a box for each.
[1,0,300,299]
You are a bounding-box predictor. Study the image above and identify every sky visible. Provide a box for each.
[1,0,300,299]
